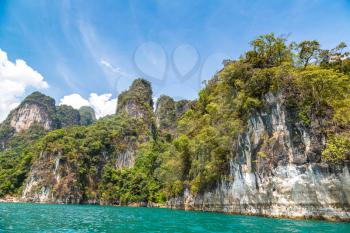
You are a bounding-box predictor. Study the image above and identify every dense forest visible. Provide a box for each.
[0,33,349,206]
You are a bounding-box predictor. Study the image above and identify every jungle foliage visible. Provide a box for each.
[0,33,349,202]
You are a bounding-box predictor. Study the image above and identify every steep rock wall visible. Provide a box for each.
[168,93,350,221]
[10,102,54,132]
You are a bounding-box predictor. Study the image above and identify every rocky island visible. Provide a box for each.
[1,34,349,221]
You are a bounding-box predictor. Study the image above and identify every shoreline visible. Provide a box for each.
[1,198,349,222]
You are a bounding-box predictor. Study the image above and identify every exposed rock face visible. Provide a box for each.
[56,105,81,128]
[10,104,52,132]
[14,85,350,220]
[79,106,96,126]
[116,79,153,119]
[22,152,84,204]
[168,92,350,221]
[21,127,144,204]
[7,92,58,133]
[114,79,155,168]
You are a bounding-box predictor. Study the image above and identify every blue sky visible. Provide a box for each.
[0,0,350,119]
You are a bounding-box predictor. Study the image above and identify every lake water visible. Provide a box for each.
[0,203,349,232]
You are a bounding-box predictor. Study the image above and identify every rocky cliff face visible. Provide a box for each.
[117,79,153,119]
[0,93,96,150]
[167,92,350,221]
[22,151,85,204]
[11,80,350,220]
[0,92,57,149]
[114,79,155,168]
[21,117,148,204]
[7,92,58,133]
[21,80,153,203]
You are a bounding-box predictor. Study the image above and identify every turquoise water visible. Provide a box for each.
[0,203,349,233]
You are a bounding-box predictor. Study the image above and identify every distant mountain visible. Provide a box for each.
[0,92,96,149]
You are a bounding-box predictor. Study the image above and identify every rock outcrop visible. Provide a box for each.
[21,81,155,203]
[21,151,85,204]
[8,80,349,221]
[0,92,57,149]
[7,92,58,133]
[167,92,350,221]
[0,93,97,150]
[116,79,153,119]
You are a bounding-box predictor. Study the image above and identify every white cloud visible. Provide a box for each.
[59,93,90,109]
[59,93,117,119]
[88,93,117,119]
[100,59,120,73]
[0,49,49,122]
[100,59,133,78]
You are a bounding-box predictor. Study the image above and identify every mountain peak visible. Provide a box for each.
[116,78,153,118]
[8,92,58,132]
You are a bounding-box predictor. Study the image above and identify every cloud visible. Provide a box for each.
[100,59,120,73]
[88,93,117,118]
[59,93,117,119]
[0,49,49,122]
[59,93,90,109]
[100,59,133,78]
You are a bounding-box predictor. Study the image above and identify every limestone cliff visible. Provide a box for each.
[116,79,153,119]
[155,95,176,131]
[21,81,154,204]
[21,114,150,204]
[2,71,346,222]
[115,79,156,167]
[0,92,58,150]
[7,92,58,133]
[0,93,97,150]
[167,92,350,221]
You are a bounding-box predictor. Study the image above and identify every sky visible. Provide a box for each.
[0,0,350,121]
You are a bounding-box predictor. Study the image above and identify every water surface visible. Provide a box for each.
[0,203,349,232]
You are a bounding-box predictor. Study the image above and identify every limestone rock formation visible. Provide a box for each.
[167,92,350,221]
[4,76,347,221]
[7,92,58,133]
[116,79,153,119]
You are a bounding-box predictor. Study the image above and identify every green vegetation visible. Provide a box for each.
[21,91,60,128]
[0,33,349,203]
[117,78,153,112]
[56,105,81,128]
[35,114,150,200]
[99,141,167,204]
[79,106,96,126]
[322,133,350,164]
[0,124,46,196]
